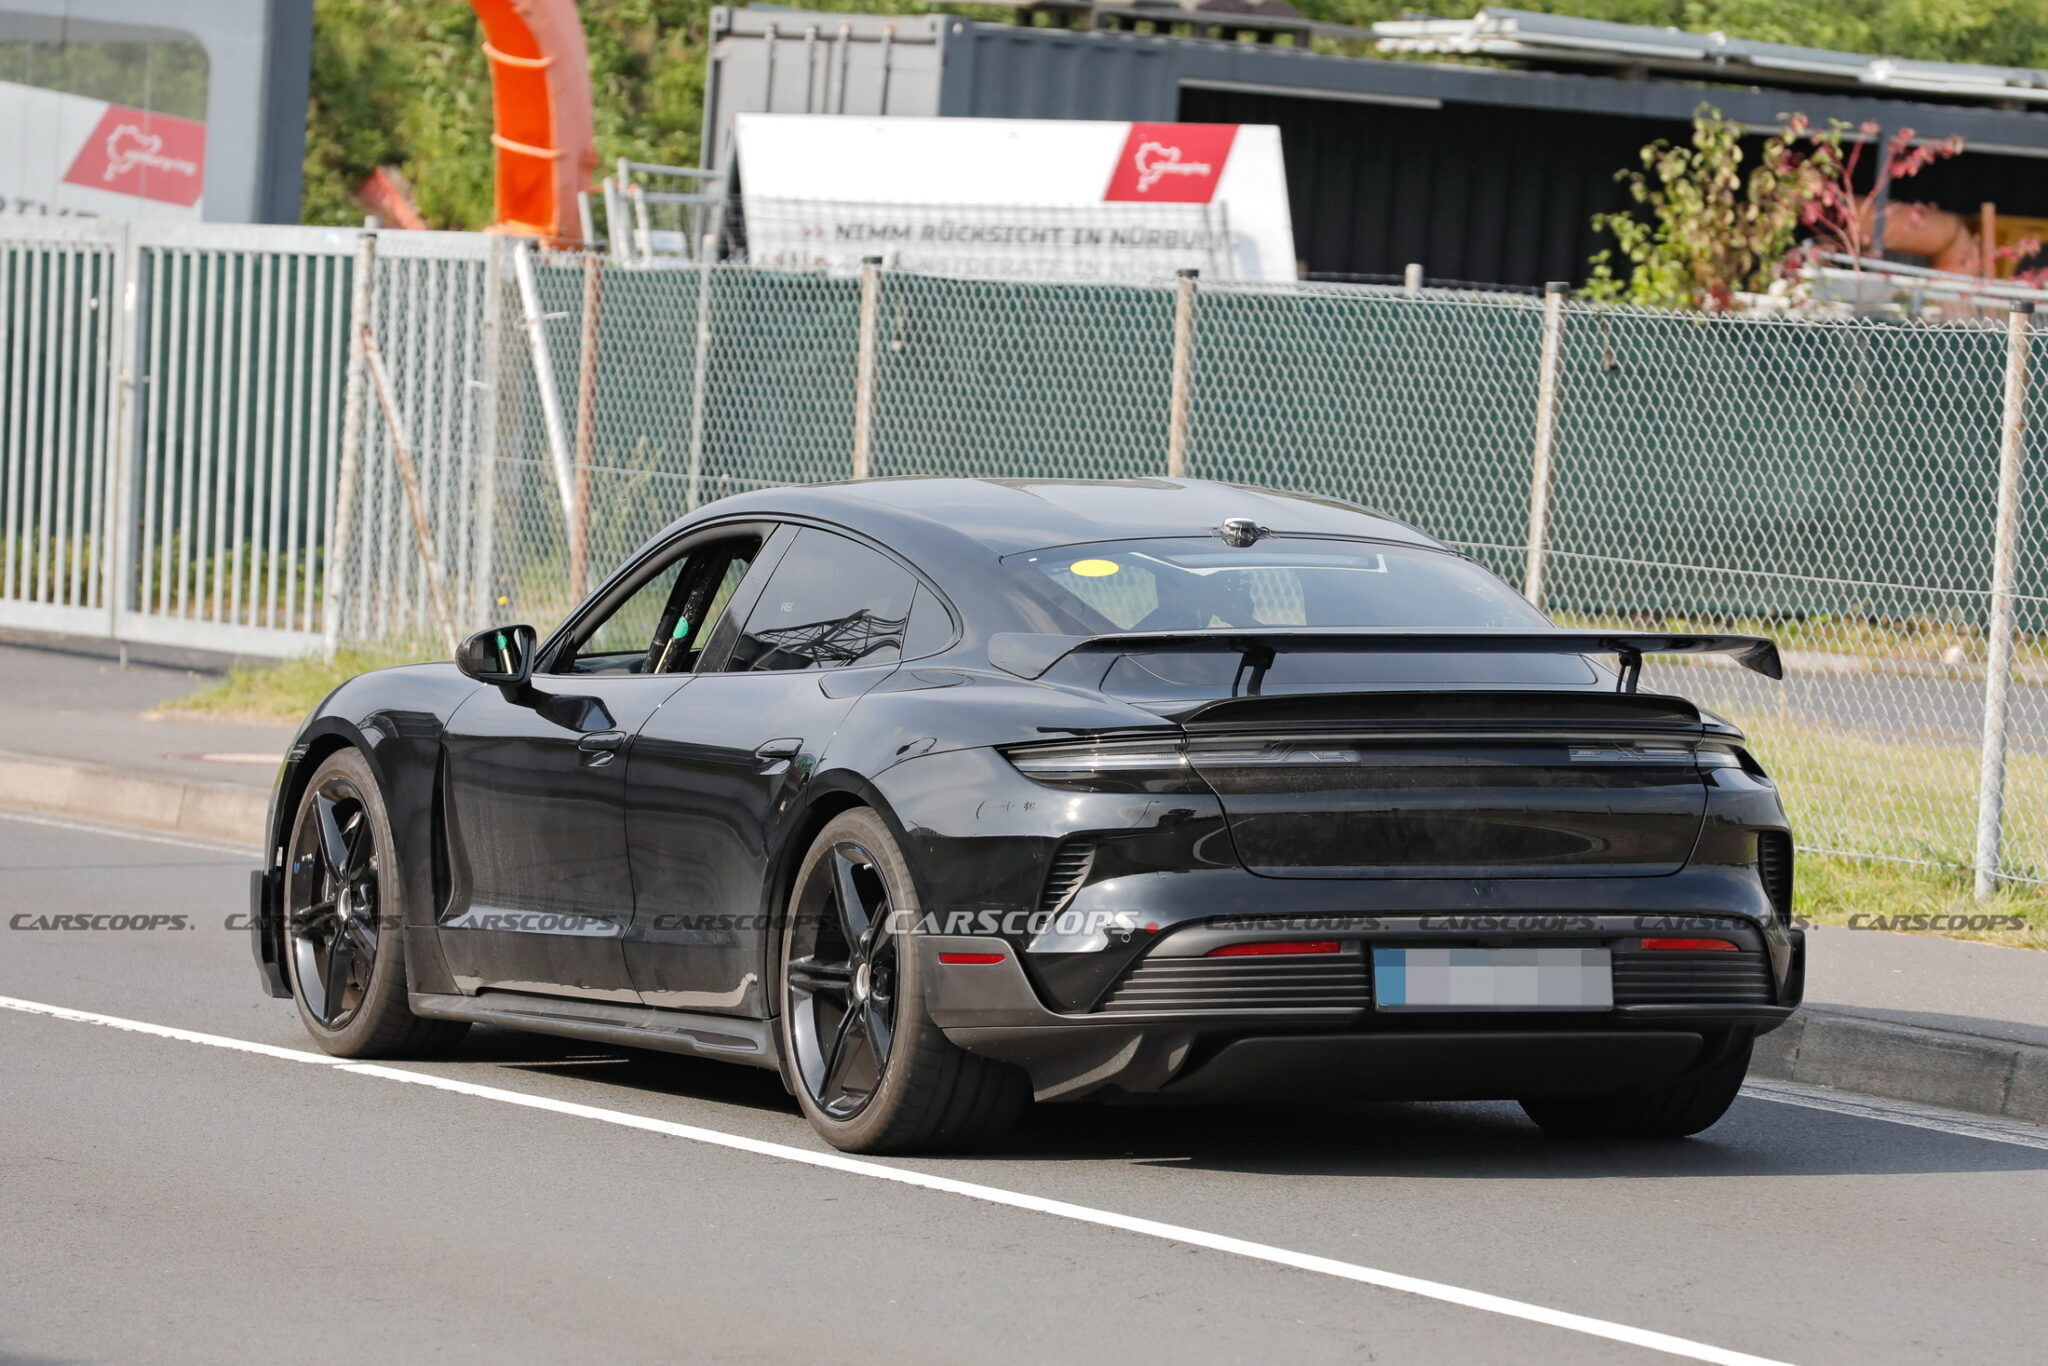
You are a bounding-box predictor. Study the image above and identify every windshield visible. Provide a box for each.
[1005,537,1546,634]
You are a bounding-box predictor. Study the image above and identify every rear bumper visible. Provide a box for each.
[1162,1031,1724,1102]
[920,916,1799,1102]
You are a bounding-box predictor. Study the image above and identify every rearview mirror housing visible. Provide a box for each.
[456,624,537,688]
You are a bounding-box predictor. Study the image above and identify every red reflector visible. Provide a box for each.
[1206,940,1341,958]
[937,952,1006,965]
[1640,937,1739,952]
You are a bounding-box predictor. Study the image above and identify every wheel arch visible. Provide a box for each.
[757,776,922,1017]
[262,716,459,999]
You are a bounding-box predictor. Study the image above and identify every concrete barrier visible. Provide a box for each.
[1754,1011,2048,1124]
[0,749,267,847]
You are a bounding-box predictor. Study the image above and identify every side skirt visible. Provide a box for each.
[409,991,781,1070]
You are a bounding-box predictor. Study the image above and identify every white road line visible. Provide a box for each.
[0,993,1789,1366]
[0,994,334,1065]
[0,806,258,856]
[1742,1080,2048,1151]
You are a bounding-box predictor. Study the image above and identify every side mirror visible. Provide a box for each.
[456,624,537,688]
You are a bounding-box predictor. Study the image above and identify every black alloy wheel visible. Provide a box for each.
[777,808,1027,1153]
[288,774,383,1029]
[281,749,465,1059]
[786,839,901,1119]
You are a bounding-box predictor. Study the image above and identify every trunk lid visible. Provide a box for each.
[1176,690,1712,879]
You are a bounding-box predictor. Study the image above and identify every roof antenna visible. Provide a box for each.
[1217,517,1269,548]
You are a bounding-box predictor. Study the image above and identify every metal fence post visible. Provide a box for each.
[569,251,602,601]
[602,177,627,263]
[1167,268,1198,479]
[472,239,503,621]
[1973,300,2032,898]
[322,227,376,659]
[511,241,577,532]
[685,232,716,510]
[852,255,882,480]
[104,222,143,645]
[1522,281,1570,610]
[630,184,653,265]
[360,324,459,653]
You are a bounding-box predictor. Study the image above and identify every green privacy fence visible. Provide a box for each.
[514,261,2041,632]
[4,214,2035,883]
[491,256,2042,884]
[1547,306,2033,625]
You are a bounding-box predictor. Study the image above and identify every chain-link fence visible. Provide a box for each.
[477,255,2043,889]
[1,213,2039,890]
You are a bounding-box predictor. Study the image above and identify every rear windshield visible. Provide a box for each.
[1004,537,1545,634]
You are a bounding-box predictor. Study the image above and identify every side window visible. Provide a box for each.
[566,559,690,674]
[903,585,955,660]
[561,535,761,675]
[648,541,758,674]
[725,529,915,673]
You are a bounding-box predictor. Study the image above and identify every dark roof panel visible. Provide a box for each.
[709,476,1443,555]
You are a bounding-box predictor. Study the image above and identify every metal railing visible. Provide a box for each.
[595,159,726,265]
[0,217,492,656]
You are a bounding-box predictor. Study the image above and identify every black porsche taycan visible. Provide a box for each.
[251,478,1801,1152]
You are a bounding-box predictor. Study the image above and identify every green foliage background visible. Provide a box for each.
[302,1,2048,229]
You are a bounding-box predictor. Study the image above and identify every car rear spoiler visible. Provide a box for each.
[985,628,1782,693]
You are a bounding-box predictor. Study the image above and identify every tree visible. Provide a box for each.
[302,0,922,230]
[1795,122,1964,271]
[1584,107,1842,311]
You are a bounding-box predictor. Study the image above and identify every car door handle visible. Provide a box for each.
[578,730,629,752]
[754,737,804,767]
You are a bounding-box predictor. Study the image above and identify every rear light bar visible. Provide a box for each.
[1639,937,1739,952]
[1001,737,1207,793]
[1206,940,1341,958]
[1003,738,1187,779]
[937,952,1006,965]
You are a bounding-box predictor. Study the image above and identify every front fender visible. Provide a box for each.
[253,663,481,1000]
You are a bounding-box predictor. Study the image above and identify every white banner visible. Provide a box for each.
[0,80,206,221]
[734,115,1295,282]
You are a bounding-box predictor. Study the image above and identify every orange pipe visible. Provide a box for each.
[1856,200,1983,275]
[469,0,598,244]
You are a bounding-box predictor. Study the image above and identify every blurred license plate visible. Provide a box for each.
[1371,947,1612,1011]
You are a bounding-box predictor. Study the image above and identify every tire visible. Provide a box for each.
[777,809,1028,1154]
[1518,1039,1752,1139]
[282,749,467,1059]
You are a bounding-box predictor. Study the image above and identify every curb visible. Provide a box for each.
[0,749,268,847]
[1753,1010,2048,1125]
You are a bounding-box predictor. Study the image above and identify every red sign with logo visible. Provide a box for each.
[62,105,206,207]
[1102,122,1239,204]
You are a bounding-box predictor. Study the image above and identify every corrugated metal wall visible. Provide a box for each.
[1178,88,1678,286]
[702,10,2048,289]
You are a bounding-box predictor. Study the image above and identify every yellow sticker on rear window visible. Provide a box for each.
[1069,558,1121,577]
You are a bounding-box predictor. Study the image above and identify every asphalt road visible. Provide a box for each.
[1661,664,2048,754]
[4,811,2046,1366]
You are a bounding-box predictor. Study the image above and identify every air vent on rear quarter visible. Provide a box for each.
[1757,832,1794,923]
[1040,839,1098,915]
